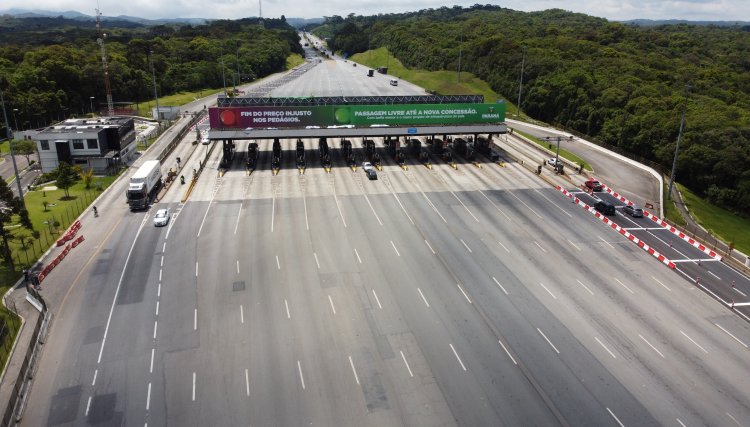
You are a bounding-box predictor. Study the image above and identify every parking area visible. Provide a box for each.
[559,183,750,322]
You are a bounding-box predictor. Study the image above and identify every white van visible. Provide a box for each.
[389,79,398,86]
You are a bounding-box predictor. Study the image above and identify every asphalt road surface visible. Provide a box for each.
[21,43,750,427]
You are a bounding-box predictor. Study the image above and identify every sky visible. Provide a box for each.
[2,0,748,22]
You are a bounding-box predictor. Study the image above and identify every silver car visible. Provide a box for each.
[623,205,644,217]
[154,208,170,227]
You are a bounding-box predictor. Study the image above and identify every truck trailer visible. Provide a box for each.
[127,159,162,210]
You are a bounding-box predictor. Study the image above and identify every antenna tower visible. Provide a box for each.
[96,7,115,116]
[258,0,263,27]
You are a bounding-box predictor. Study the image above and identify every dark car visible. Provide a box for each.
[594,201,616,215]
[365,168,377,180]
[623,204,644,217]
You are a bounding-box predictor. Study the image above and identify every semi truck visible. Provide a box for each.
[127,159,162,210]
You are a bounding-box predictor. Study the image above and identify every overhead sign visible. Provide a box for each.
[209,102,505,129]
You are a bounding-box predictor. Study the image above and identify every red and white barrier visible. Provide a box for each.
[38,234,85,283]
[557,186,676,269]
[601,184,722,261]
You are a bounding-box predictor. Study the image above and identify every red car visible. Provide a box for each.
[585,178,603,192]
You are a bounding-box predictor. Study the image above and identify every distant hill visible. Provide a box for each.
[0,8,207,25]
[286,17,324,28]
[621,18,750,27]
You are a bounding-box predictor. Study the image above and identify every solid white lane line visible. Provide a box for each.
[568,239,581,251]
[245,369,250,397]
[498,241,510,253]
[534,241,547,253]
[348,356,360,385]
[363,192,384,226]
[417,288,430,307]
[457,284,472,304]
[715,323,749,348]
[276,255,281,270]
[271,194,275,233]
[451,191,479,222]
[195,262,198,277]
[146,382,152,411]
[160,256,164,267]
[391,191,415,225]
[639,334,666,358]
[162,242,166,252]
[372,289,383,309]
[534,188,573,218]
[86,396,91,416]
[598,235,615,249]
[303,193,310,230]
[400,351,414,377]
[680,330,709,354]
[328,295,336,315]
[192,372,196,401]
[424,239,436,254]
[460,239,473,253]
[478,189,511,221]
[492,277,509,295]
[537,328,560,354]
[157,283,161,298]
[498,339,517,365]
[652,276,671,291]
[159,269,162,282]
[595,337,617,359]
[539,282,557,299]
[234,203,243,235]
[734,287,748,297]
[576,279,595,295]
[155,301,159,316]
[508,190,542,218]
[150,348,155,373]
[240,305,244,324]
[313,252,320,269]
[708,270,721,280]
[354,248,362,264]
[153,321,158,339]
[607,408,625,427]
[92,369,98,386]
[726,412,742,427]
[391,240,401,257]
[194,309,197,331]
[236,260,239,274]
[285,299,291,319]
[297,360,306,390]
[333,190,348,227]
[449,343,467,371]
[676,418,687,427]
[422,192,448,223]
[615,278,635,294]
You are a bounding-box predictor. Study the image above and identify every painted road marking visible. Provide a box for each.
[354,248,362,264]
[680,330,708,354]
[245,369,250,397]
[715,323,748,348]
[285,299,291,319]
[539,282,557,299]
[297,360,306,390]
[595,337,617,359]
[607,408,625,427]
[639,334,665,358]
[417,288,430,307]
[457,284,472,304]
[328,295,337,315]
[372,289,383,309]
[313,252,320,269]
[492,277,509,295]
[652,276,671,291]
[598,235,615,249]
[348,356,360,385]
[498,241,510,253]
[460,239,473,253]
[615,278,635,294]
[498,339,517,365]
[400,351,414,377]
[425,239,436,255]
[449,343,467,371]
[534,241,547,253]
[391,241,401,257]
[576,280,595,295]
[538,328,560,354]
[192,372,196,401]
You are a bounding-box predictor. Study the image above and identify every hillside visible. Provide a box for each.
[317,6,750,215]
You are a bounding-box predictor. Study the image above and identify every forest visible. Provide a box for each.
[318,6,750,215]
[0,15,303,127]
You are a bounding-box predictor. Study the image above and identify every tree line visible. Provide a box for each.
[319,6,750,215]
[0,15,303,128]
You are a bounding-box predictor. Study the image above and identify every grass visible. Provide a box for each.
[0,140,10,155]
[286,54,305,69]
[515,129,592,170]
[677,183,750,254]
[0,307,21,370]
[663,182,687,227]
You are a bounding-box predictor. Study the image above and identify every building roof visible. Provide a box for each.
[37,117,133,135]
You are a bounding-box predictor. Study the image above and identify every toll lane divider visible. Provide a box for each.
[38,235,86,283]
[56,220,82,246]
[601,184,722,261]
[557,186,676,269]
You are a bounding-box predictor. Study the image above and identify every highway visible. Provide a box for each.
[22,40,750,427]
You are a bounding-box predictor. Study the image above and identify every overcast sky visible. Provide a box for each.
[3,0,748,22]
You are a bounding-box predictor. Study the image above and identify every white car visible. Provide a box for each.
[153,208,170,227]
[546,157,562,167]
[201,136,210,145]
[362,162,374,171]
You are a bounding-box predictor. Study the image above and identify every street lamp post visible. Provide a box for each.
[0,89,26,210]
[516,46,526,118]
[149,50,161,128]
[668,84,690,200]
[12,108,18,132]
[90,97,95,115]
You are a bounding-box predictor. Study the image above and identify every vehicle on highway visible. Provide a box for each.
[365,168,377,180]
[201,136,210,145]
[546,157,562,167]
[594,201,616,215]
[127,160,162,211]
[585,178,603,191]
[153,208,170,227]
[390,79,398,86]
[362,161,374,171]
[623,204,644,217]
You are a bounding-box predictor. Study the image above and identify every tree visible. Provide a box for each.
[79,168,94,189]
[55,162,77,199]
[0,176,33,270]
[11,139,36,165]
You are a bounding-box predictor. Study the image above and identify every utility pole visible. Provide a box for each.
[516,46,526,118]
[0,89,26,210]
[220,46,227,95]
[150,50,161,128]
[668,84,690,200]
[457,33,463,83]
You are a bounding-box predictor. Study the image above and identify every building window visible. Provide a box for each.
[72,139,84,150]
[40,140,50,150]
[87,139,98,149]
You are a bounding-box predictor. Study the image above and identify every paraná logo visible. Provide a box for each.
[220,109,237,126]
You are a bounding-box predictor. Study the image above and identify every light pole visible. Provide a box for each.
[149,50,161,128]
[516,46,526,118]
[668,84,690,200]
[0,89,26,209]
[12,108,18,132]
[89,97,95,115]
[457,33,463,83]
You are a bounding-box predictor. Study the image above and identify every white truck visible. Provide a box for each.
[127,159,162,210]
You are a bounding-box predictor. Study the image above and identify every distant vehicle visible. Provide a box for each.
[365,168,377,180]
[594,201,616,215]
[546,157,562,167]
[623,204,644,217]
[201,136,210,145]
[390,79,398,86]
[153,208,170,227]
[367,69,374,77]
[585,178,603,192]
[362,161,374,171]
[352,63,357,67]
[127,160,162,210]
